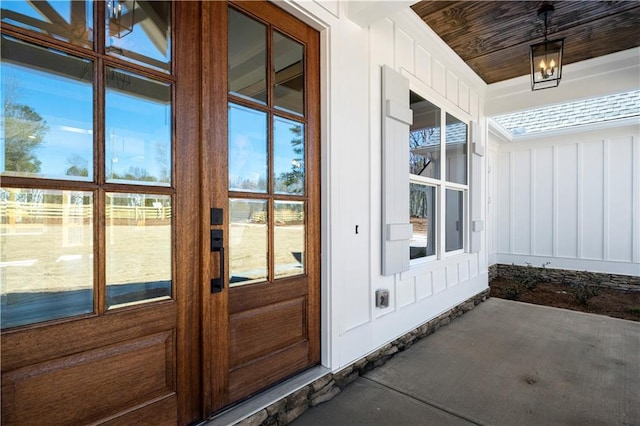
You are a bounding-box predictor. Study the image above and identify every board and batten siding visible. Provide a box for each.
[329,7,488,368]
[282,1,489,371]
[491,122,640,276]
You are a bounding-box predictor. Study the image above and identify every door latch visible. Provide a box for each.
[210,229,224,293]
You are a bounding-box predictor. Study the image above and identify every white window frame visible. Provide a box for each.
[409,90,470,265]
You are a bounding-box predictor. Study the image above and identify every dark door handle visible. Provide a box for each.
[211,247,224,293]
[210,229,224,293]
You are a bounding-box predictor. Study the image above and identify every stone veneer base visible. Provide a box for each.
[236,289,491,426]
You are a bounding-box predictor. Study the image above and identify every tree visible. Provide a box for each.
[66,154,89,177]
[3,101,48,173]
[276,125,304,193]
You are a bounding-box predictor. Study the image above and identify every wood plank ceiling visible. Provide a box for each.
[411,1,640,84]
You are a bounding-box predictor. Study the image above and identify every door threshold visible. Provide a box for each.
[202,366,331,426]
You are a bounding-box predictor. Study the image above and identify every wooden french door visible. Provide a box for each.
[0,1,201,424]
[202,1,321,413]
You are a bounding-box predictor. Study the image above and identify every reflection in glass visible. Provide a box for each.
[106,0,171,72]
[106,68,171,186]
[274,117,304,194]
[445,189,464,252]
[1,1,93,48]
[410,183,435,259]
[228,7,266,103]
[0,188,93,329]
[1,36,93,181]
[106,192,171,309]
[274,31,304,115]
[410,91,440,179]
[229,199,267,286]
[445,113,468,185]
[274,201,305,279]
[228,103,267,192]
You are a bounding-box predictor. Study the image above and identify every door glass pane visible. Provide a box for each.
[410,183,435,259]
[410,91,440,179]
[445,113,467,184]
[273,31,304,115]
[0,1,93,48]
[274,116,304,194]
[106,68,171,186]
[1,188,93,329]
[274,201,304,279]
[228,103,267,192]
[106,192,171,309]
[445,189,464,252]
[1,36,93,181]
[229,198,267,286]
[106,0,171,73]
[228,7,266,104]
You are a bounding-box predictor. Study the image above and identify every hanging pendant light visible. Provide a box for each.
[107,0,136,39]
[530,3,564,91]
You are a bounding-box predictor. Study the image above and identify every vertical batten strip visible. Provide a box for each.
[603,139,610,261]
[530,148,535,256]
[508,151,514,254]
[632,135,640,263]
[552,145,558,258]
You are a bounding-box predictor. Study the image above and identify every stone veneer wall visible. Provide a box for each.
[488,264,498,282]
[236,289,491,426]
[493,264,640,291]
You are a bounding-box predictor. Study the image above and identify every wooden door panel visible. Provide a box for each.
[1,329,175,425]
[228,277,308,314]
[1,302,176,372]
[228,340,310,402]
[100,396,177,426]
[229,296,307,367]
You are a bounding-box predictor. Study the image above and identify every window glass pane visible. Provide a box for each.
[274,31,304,115]
[1,188,93,329]
[410,183,435,259]
[106,192,171,309]
[106,68,171,186]
[1,36,93,181]
[106,0,171,73]
[274,201,304,279]
[274,116,304,194]
[229,198,267,286]
[410,92,440,179]
[229,103,267,192]
[228,7,266,104]
[445,113,467,185]
[1,1,93,48]
[445,189,464,252]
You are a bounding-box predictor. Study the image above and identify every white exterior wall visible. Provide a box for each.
[489,121,640,276]
[283,1,489,371]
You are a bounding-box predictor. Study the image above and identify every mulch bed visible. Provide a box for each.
[490,278,640,322]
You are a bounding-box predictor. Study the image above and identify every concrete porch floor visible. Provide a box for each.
[292,298,640,425]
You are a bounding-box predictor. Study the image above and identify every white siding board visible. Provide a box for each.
[446,71,458,104]
[432,59,446,96]
[512,150,531,254]
[533,147,553,256]
[556,144,578,258]
[459,81,470,113]
[414,44,431,87]
[432,268,446,293]
[581,140,605,260]
[415,272,433,300]
[608,136,634,262]
[397,276,416,308]
[497,151,511,253]
[395,27,414,74]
